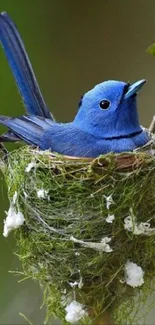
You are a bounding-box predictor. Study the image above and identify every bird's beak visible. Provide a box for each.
[124,79,146,100]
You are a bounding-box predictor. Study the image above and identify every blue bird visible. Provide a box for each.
[0,12,150,157]
[0,80,150,157]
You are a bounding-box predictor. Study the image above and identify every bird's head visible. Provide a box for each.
[73,79,146,138]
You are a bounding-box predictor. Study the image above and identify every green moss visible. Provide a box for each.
[3,146,155,324]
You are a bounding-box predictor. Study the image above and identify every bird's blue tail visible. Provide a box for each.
[0,12,53,119]
[0,115,52,146]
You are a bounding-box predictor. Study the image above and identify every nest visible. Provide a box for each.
[2,142,155,325]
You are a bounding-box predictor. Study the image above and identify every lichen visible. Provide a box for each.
[3,146,155,324]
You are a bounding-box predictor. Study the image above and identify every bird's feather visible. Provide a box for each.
[0,130,20,141]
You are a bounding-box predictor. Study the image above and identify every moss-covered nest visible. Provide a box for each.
[2,143,155,324]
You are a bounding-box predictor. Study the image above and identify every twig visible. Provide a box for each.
[149,115,155,133]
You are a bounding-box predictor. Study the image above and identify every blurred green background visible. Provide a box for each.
[0,0,155,323]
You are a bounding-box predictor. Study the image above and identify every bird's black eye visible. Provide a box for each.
[99,100,110,110]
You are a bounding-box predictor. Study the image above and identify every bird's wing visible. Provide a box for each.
[0,12,53,119]
[42,123,99,156]
[0,114,101,157]
[0,114,94,156]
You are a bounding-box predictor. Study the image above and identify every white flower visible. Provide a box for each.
[100,237,113,252]
[69,271,83,289]
[3,191,25,237]
[124,214,155,235]
[3,205,25,237]
[124,261,144,287]
[65,300,88,323]
[37,189,49,199]
[105,214,115,223]
[104,194,113,210]
[68,281,79,288]
[25,160,36,172]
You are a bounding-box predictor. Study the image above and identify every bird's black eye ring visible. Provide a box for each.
[99,100,110,110]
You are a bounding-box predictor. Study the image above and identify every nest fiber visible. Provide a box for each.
[3,146,155,324]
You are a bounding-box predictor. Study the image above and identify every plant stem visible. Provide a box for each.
[149,115,155,133]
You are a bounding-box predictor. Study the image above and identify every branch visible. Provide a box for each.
[149,115,155,133]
